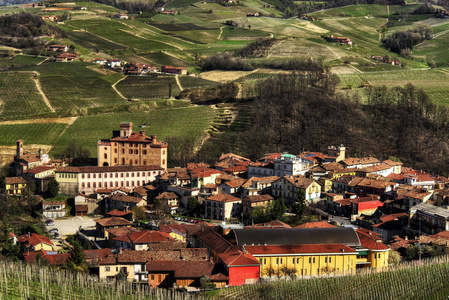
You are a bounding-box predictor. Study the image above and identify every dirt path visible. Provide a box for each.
[71,24,128,48]
[217,27,224,40]
[325,45,341,59]
[1,117,77,125]
[30,71,55,112]
[175,75,183,91]
[112,75,128,100]
[348,64,363,73]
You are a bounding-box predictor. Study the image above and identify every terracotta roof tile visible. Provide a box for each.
[94,217,132,227]
[295,221,337,228]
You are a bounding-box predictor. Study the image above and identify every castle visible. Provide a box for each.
[97,122,167,170]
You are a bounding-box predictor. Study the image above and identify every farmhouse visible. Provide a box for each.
[56,53,76,62]
[161,65,187,75]
[97,122,167,170]
[4,177,27,195]
[326,35,353,46]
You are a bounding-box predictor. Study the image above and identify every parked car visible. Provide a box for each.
[49,228,58,233]
[45,219,55,226]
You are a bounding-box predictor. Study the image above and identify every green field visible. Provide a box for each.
[0,72,50,118]
[116,76,181,100]
[0,54,46,68]
[338,69,449,104]
[0,123,67,145]
[179,76,219,88]
[50,106,217,157]
[65,31,128,51]
[139,51,195,68]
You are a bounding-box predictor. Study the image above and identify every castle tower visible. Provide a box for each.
[120,122,133,138]
[327,144,346,162]
[16,140,23,160]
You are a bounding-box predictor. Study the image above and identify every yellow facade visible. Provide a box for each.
[99,264,134,281]
[255,253,357,278]
[168,232,185,242]
[322,171,357,192]
[5,182,27,195]
[34,243,54,252]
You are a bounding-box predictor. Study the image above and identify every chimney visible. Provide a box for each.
[139,130,146,137]
[151,135,157,144]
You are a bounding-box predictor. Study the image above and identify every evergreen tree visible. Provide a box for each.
[47,179,59,198]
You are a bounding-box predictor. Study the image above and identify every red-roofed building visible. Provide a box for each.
[113,230,174,250]
[18,233,54,252]
[23,250,70,265]
[95,217,133,238]
[218,248,260,286]
[161,65,187,75]
[204,193,241,220]
[242,194,274,216]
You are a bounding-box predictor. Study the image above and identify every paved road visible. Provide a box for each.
[329,215,353,227]
[48,216,99,238]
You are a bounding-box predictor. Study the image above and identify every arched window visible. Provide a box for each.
[115,173,118,178]
[82,182,85,188]
[114,158,118,163]
[87,182,91,188]
[135,159,138,164]
[136,172,140,177]
[104,153,107,159]
[122,158,125,164]
[93,182,96,188]
[93,174,96,179]
[104,182,107,188]
[87,174,90,179]
[143,160,147,165]
[162,159,165,165]
[134,150,138,154]
[131,181,134,186]
[126,181,129,186]
[131,173,134,177]
[137,181,140,186]
[115,181,118,187]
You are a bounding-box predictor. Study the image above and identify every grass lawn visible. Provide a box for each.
[0,123,68,146]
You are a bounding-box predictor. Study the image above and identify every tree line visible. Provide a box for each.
[382,24,433,54]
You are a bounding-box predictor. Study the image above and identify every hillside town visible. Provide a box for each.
[2,121,449,290]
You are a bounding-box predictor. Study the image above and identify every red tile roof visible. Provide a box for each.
[18,233,53,247]
[219,248,260,266]
[111,193,144,203]
[146,260,220,279]
[295,221,337,228]
[106,209,133,217]
[5,177,27,184]
[94,217,132,227]
[155,192,178,201]
[356,229,389,251]
[27,166,55,174]
[206,193,241,203]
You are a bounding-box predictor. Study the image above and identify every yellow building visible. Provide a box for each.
[17,233,54,252]
[231,227,389,276]
[272,175,322,204]
[246,244,357,278]
[4,177,27,195]
[322,169,357,193]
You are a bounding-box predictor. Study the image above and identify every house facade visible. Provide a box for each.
[55,165,163,195]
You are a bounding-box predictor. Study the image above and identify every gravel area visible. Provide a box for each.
[47,216,99,238]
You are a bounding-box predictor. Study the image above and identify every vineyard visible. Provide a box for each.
[65,31,127,52]
[0,260,206,300]
[0,123,67,146]
[0,73,51,118]
[115,76,181,100]
[338,69,449,105]
[50,106,217,157]
[139,52,195,68]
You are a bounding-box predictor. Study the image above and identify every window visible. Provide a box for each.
[104,153,107,159]
[313,258,315,264]
[104,182,107,188]
[122,158,125,164]
[82,182,85,188]
[93,182,96,188]
[129,150,133,154]
[135,159,138,164]
[137,181,140,186]
[121,173,124,178]
[143,150,147,155]
[115,158,118,163]
[87,182,90,188]
[93,174,96,179]
[264,258,266,264]
[105,267,110,272]
[297,258,300,263]
[82,174,85,179]
[276,258,279,264]
[115,173,118,178]
[131,181,134,186]
[151,274,155,280]
[162,159,165,164]
[143,160,147,165]
[329,257,332,263]
[126,181,129,187]
[131,173,134,177]
[114,149,117,153]
[99,174,102,178]
[87,174,90,179]
[136,172,140,177]
[134,150,138,154]
[325,257,327,263]
[280,258,283,264]
[122,149,125,154]
[163,150,165,155]
[115,181,118,187]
